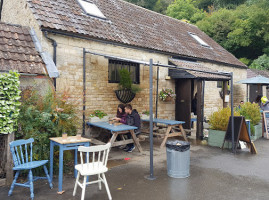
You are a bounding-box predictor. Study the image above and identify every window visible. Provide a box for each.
[108,60,140,84]
[217,81,223,88]
[189,32,210,48]
[77,0,106,19]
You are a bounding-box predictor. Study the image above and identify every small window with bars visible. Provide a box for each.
[108,60,140,84]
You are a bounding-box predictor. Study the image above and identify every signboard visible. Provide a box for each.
[222,116,257,154]
[263,111,269,139]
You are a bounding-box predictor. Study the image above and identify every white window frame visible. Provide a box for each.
[189,32,211,48]
[77,0,106,19]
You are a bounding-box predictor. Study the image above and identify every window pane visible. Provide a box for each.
[108,59,139,84]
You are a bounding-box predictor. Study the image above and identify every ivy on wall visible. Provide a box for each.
[0,71,21,134]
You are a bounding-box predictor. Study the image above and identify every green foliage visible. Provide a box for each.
[153,0,173,14]
[249,54,269,70]
[167,0,206,23]
[239,57,252,66]
[119,69,132,90]
[238,102,261,126]
[196,2,269,61]
[89,110,107,119]
[18,89,79,161]
[209,107,240,131]
[142,110,150,115]
[0,71,21,134]
[118,69,141,93]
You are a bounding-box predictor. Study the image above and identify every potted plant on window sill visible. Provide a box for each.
[115,69,141,103]
[89,110,109,123]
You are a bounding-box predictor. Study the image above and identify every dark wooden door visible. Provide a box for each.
[175,79,191,129]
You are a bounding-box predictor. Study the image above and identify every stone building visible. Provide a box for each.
[1,0,247,137]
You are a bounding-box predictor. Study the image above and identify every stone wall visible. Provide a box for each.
[200,62,247,118]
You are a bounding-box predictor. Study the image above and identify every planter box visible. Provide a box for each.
[89,116,109,123]
[250,123,262,141]
[141,114,155,120]
[208,129,231,149]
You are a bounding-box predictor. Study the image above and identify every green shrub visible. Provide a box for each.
[118,69,141,93]
[238,102,261,135]
[0,71,21,134]
[18,89,79,165]
[209,107,240,131]
[89,110,107,119]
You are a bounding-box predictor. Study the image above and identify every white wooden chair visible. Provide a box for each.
[73,143,112,200]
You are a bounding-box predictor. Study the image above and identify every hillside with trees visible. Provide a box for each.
[124,0,269,70]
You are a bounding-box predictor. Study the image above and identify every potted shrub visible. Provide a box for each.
[238,102,261,141]
[89,110,109,122]
[159,88,176,102]
[141,110,154,120]
[208,107,239,148]
[115,69,141,103]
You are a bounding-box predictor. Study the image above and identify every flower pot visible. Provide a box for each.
[250,123,262,141]
[89,116,109,123]
[141,114,155,120]
[208,129,231,149]
[115,89,136,103]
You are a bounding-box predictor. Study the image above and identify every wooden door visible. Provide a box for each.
[175,79,191,129]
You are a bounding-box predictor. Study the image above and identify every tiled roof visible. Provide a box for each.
[169,59,229,80]
[27,0,246,68]
[247,69,269,79]
[0,22,46,75]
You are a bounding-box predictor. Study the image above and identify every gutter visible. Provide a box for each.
[43,31,57,89]
[41,28,247,69]
[0,0,3,20]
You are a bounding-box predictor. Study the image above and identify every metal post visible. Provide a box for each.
[155,67,159,118]
[230,72,234,153]
[247,84,249,102]
[82,48,86,136]
[146,59,156,180]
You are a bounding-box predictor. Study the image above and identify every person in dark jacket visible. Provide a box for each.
[124,104,141,152]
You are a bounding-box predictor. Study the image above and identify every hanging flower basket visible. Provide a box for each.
[115,89,136,103]
[159,88,176,102]
[164,96,173,102]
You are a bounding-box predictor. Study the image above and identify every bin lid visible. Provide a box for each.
[166,140,190,152]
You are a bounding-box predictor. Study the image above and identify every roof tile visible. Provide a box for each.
[0,22,46,75]
[26,0,246,68]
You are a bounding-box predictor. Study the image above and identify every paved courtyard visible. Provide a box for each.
[1,136,269,200]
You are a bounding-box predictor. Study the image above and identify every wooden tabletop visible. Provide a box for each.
[49,136,91,144]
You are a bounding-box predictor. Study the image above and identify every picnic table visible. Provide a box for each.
[87,121,143,152]
[49,136,91,194]
[141,118,187,148]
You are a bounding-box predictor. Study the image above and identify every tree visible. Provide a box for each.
[166,0,206,23]
[124,0,158,10]
[196,2,269,61]
[153,0,173,14]
[250,54,269,70]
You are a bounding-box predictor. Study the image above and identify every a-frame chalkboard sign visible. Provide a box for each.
[222,116,257,154]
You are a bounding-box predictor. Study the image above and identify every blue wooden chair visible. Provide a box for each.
[8,138,53,200]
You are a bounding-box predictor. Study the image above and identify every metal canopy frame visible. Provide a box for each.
[82,49,235,180]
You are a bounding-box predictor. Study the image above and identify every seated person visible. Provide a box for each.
[124,104,141,153]
[113,104,127,124]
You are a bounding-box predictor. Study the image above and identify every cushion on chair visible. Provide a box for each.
[75,162,108,176]
[13,160,49,170]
